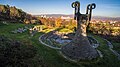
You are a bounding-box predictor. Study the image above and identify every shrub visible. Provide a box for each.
[0,35,37,67]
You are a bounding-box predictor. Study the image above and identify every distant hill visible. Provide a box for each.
[34,14,120,21]
[92,16,120,21]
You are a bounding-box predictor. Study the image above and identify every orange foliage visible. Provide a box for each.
[55,17,62,27]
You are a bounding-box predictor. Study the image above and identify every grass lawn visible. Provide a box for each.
[112,42,120,54]
[0,22,120,67]
[58,28,73,33]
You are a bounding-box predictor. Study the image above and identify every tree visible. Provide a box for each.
[0,4,10,20]
[55,17,62,27]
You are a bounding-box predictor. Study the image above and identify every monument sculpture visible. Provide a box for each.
[61,1,98,60]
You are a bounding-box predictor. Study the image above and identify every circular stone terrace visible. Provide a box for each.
[39,29,104,62]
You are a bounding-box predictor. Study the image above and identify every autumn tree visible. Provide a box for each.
[55,17,62,27]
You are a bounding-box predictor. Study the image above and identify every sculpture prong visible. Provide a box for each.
[86,3,96,21]
[71,1,80,20]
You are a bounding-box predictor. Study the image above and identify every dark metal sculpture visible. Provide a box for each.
[72,1,96,21]
[61,1,98,61]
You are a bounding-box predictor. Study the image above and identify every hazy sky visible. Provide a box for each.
[0,0,120,17]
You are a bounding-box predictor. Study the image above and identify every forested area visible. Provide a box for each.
[0,4,41,24]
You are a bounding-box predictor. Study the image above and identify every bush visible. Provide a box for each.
[0,35,37,67]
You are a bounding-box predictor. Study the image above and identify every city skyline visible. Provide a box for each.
[1,0,120,17]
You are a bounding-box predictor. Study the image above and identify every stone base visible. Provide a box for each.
[61,41,99,61]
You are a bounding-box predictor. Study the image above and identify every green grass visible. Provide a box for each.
[112,42,120,53]
[59,28,73,33]
[89,34,120,67]
[0,23,79,67]
[0,23,120,67]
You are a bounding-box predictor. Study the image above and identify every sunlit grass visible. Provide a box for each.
[59,28,73,33]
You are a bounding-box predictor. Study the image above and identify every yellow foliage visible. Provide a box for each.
[55,17,62,27]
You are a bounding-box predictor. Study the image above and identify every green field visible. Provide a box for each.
[0,22,120,67]
[112,43,120,53]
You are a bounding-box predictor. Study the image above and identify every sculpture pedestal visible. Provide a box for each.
[61,41,98,60]
[61,22,98,61]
